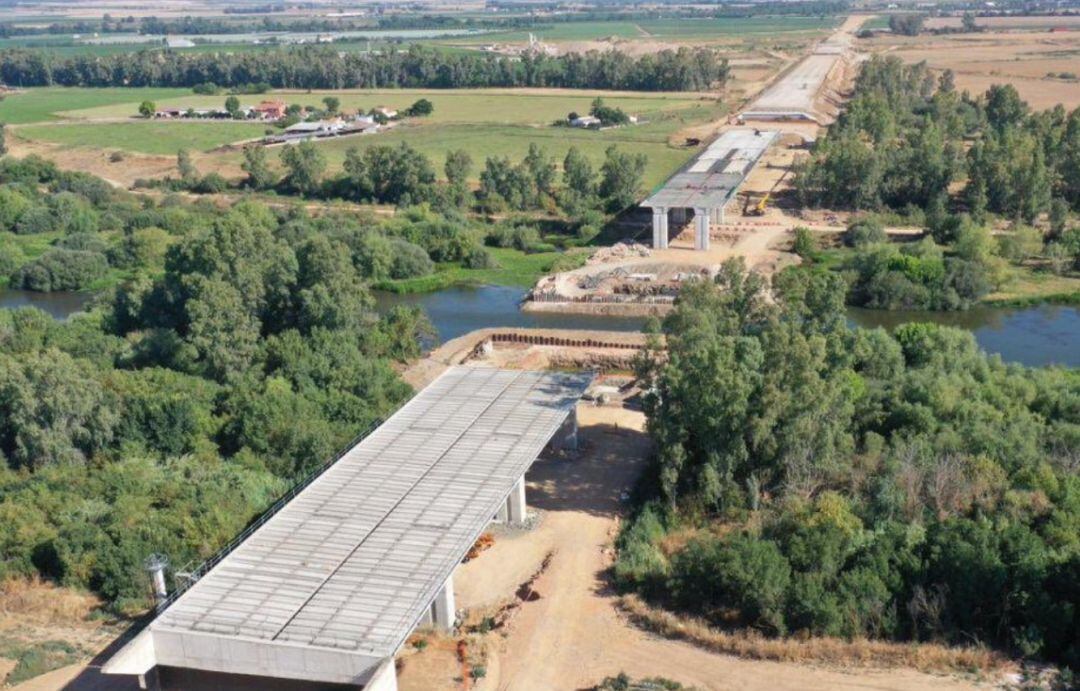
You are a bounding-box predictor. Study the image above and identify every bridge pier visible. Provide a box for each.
[651,207,669,249]
[432,572,456,632]
[694,207,711,251]
[506,477,528,524]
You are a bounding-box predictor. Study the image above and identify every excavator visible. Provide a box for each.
[742,192,770,216]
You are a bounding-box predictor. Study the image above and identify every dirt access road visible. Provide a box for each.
[401,397,986,691]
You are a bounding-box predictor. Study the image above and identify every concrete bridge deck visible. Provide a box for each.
[103,367,590,690]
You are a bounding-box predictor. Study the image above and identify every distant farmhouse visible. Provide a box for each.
[253,100,287,120]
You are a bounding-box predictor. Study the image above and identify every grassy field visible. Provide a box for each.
[450,15,839,44]
[58,88,709,123]
[0,87,190,125]
[985,268,1080,306]
[296,102,720,188]
[8,87,719,188]
[15,121,270,155]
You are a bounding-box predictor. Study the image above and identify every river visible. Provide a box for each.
[376,285,1080,368]
[1,286,1076,368]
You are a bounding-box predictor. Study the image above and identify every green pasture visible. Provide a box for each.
[299,102,720,188]
[15,121,269,155]
[58,88,708,124]
[0,87,190,125]
[451,15,839,44]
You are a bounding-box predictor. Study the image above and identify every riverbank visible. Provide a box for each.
[373,246,590,294]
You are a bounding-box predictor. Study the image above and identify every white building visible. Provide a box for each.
[570,115,601,128]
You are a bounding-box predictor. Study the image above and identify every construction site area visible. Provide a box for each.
[524,17,865,316]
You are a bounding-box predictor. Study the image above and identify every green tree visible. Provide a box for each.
[138,100,156,118]
[598,146,647,212]
[522,143,556,197]
[406,98,434,117]
[0,350,118,470]
[322,96,340,114]
[279,140,326,197]
[984,84,1028,132]
[183,275,261,381]
[563,147,595,199]
[224,95,241,118]
[444,149,473,208]
[176,148,197,185]
[240,144,276,190]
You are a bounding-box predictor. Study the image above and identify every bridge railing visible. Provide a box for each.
[157,417,384,612]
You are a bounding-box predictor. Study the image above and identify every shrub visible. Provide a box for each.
[487,223,542,252]
[668,533,791,634]
[613,502,670,593]
[194,173,229,194]
[792,227,817,258]
[462,246,497,270]
[14,206,56,235]
[843,218,886,248]
[10,249,108,291]
[389,239,434,279]
[55,233,108,254]
[0,241,25,276]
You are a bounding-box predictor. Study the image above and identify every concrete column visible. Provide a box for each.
[507,476,527,523]
[432,572,456,632]
[554,408,578,451]
[138,669,160,691]
[718,202,726,226]
[365,658,399,691]
[694,207,710,251]
[651,207,668,250]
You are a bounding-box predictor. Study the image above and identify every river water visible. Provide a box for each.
[0,289,96,319]
[2,286,1075,368]
[376,285,1080,368]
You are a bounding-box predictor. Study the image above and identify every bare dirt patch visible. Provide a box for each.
[0,578,128,690]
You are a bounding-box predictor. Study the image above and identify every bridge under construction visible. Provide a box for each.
[104,366,590,690]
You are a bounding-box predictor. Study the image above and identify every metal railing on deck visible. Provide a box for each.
[156,417,384,613]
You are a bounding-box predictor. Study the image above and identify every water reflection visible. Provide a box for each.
[848,305,1080,368]
[375,285,648,343]
[0,290,94,320]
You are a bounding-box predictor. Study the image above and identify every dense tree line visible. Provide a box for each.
[0,44,728,92]
[796,55,1080,220]
[0,155,446,609]
[618,261,1080,670]
[0,5,849,38]
[229,139,645,220]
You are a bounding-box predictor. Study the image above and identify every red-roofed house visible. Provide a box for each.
[253,100,287,120]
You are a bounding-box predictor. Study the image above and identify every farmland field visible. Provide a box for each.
[0,87,190,124]
[57,88,710,124]
[448,15,839,44]
[866,30,1080,110]
[15,121,270,155]
[5,87,721,189]
[302,112,711,189]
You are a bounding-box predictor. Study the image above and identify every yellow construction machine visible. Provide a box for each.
[742,192,770,216]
